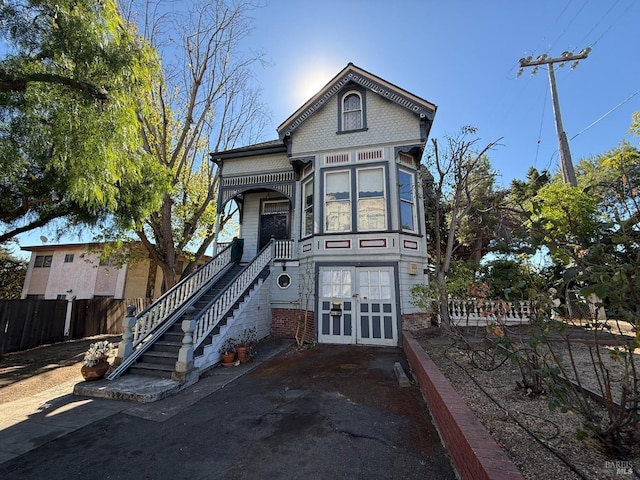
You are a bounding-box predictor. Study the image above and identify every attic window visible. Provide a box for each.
[338,89,366,133]
[343,93,362,130]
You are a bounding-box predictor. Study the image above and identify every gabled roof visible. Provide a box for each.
[277,63,437,140]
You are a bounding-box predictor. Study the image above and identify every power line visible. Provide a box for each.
[570,87,640,141]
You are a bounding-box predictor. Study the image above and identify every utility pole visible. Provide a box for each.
[519,49,591,187]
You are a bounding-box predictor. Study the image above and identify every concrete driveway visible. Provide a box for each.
[0,343,455,479]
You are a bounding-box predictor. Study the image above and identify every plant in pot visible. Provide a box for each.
[219,337,237,367]
[235,327,257,363]
[81,340,114,381]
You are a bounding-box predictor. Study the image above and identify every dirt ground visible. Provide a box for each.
[0,334,121,404]
[415,320,640,480]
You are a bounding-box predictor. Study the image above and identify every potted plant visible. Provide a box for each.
[80,340,114,381]
[219,337,237,367]
[235,327,257,363]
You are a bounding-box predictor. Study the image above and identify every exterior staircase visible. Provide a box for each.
[108,241,274,381]
[127,265,246,378]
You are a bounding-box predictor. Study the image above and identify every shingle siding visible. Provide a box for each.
[291,94,422,156]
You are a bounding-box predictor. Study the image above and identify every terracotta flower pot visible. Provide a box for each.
[221,352,236,367]
[81,358,110,381]
[235,345,251,363]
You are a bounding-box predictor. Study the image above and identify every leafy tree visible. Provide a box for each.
[0,247,26,299]
[0,0,170,243]
[417,126,501,326]
[112,0,268,292]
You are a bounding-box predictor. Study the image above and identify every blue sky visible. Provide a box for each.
[246,0,639,186]
[13,0,640,256]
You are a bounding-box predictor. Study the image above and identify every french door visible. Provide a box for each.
[317,266,397,346]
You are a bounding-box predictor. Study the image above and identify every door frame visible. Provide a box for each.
[315,261,401,346]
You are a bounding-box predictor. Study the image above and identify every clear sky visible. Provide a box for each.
[244,0,639,187]
[13,0,640,255]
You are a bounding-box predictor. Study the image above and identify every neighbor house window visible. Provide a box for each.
[325,170,351,232]
[357,167,386,231]
[399,169,417,232]
[34,255,52,268]
[342,92,362,130]
[64,254,74,263]
[302,177,314,237]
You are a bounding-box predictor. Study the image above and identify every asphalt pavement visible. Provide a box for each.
[0,339,455,479]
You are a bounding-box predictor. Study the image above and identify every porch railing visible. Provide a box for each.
[273,239,295,260]
[130,244,233,347]
[448,298,531,325]
[193,241,274,349]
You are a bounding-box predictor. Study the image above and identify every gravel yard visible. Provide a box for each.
[415,324,640,480]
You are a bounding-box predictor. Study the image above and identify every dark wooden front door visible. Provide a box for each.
[259,213,288,251]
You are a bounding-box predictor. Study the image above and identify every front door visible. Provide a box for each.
[259,200,290,251]
[317,266,397,346]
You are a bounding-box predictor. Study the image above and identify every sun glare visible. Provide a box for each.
[294,65,336,105]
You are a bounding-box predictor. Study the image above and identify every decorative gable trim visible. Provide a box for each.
[277,63,437,140]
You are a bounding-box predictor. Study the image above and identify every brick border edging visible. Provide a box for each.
[403,331,525,480]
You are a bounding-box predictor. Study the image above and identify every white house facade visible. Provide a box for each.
[211,63,437,346]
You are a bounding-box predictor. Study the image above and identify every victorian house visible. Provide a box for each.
[108,64,436,381]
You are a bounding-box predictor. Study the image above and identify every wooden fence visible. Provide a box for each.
[0,298,151,355]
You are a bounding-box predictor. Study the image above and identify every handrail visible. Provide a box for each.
[107,245,234,379]
[193,241,273,349]
[131,245,233,347]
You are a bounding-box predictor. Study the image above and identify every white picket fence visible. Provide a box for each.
[447,299,532,326]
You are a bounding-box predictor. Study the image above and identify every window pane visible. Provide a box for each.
[401,201,415,231]
[358,168,385,230]
[344,111,361,130]
[399,170,416,232]
[358,198,385,230]
[43,255,52,267]
[325,171,349,198]
[358,169,383,198]
[325,171,351,231]
[303,178,314,237]
[344,94,360,110]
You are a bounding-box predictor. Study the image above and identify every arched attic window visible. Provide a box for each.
[342,92,363,131]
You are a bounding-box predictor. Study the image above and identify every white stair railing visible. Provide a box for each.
[193,242,273,349]
[130,245,233,347]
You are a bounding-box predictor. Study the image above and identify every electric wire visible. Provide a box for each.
[583,0,636,50]
[545,0,589,55]
[574,0,620,48]
[570,87,640,141]
[534,86,549,169]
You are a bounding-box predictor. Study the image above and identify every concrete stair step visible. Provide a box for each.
[140,351,177,366]
[129,362,174,378]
